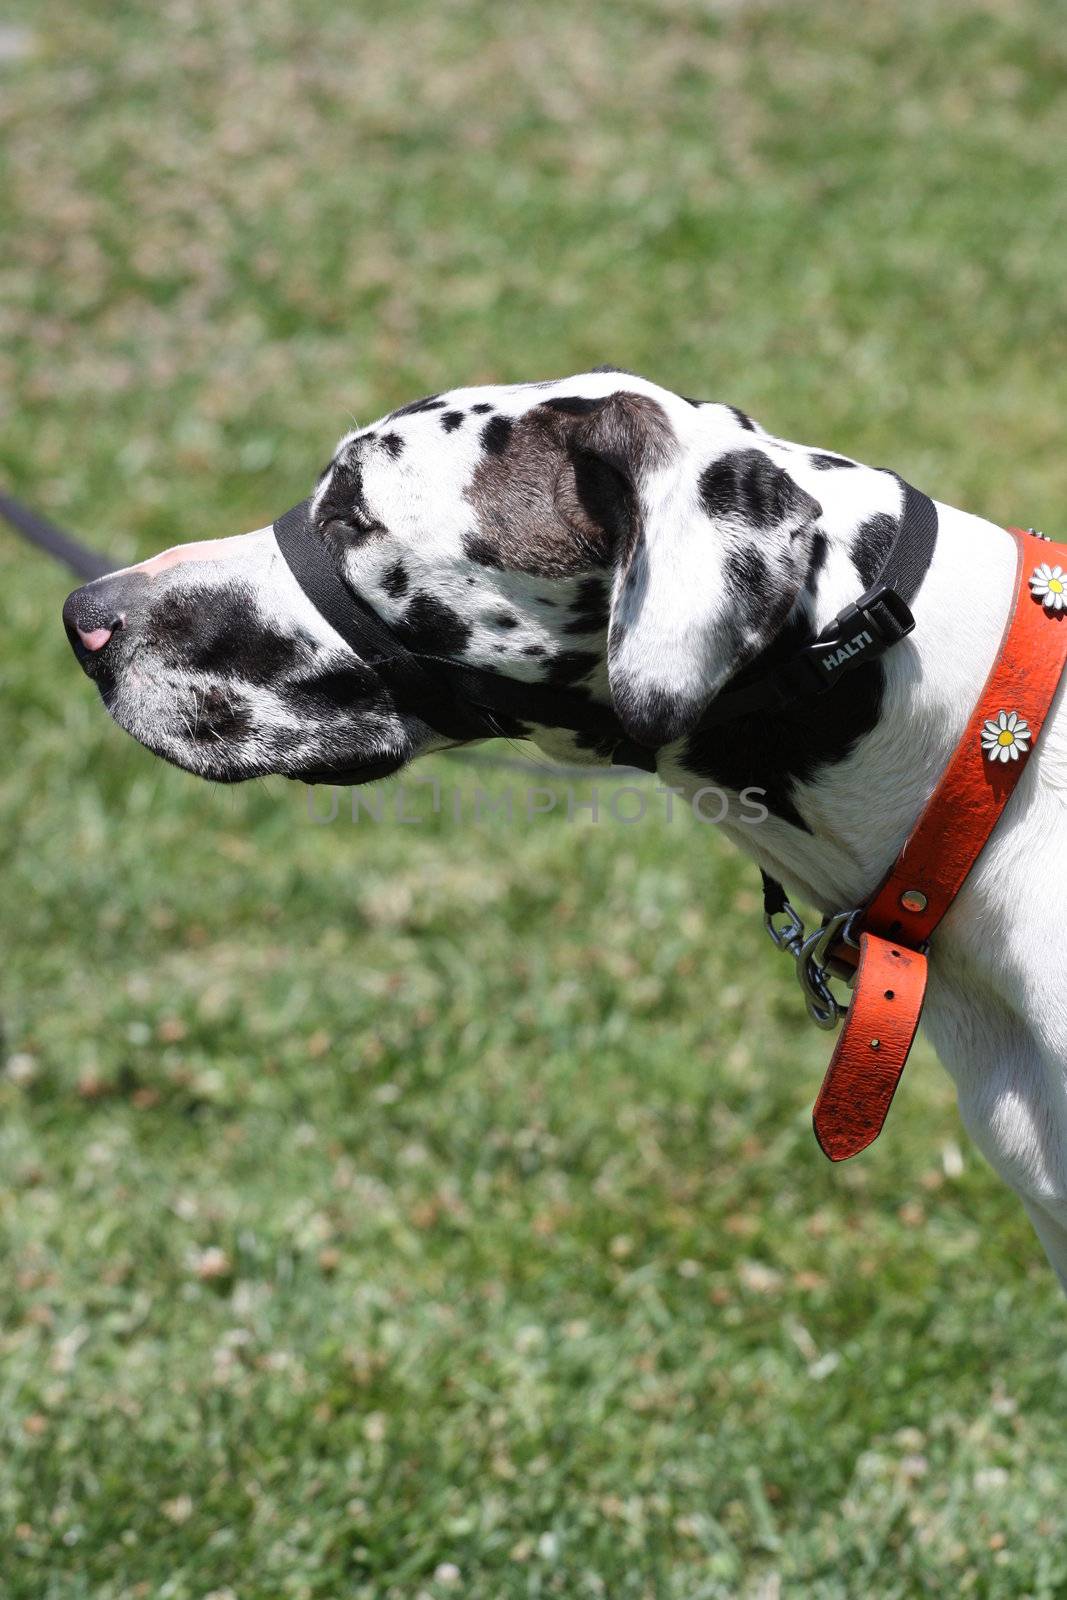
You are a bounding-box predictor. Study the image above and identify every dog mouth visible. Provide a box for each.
[125,741,407,789]
[99,686,409,789]
[288,752,408,786]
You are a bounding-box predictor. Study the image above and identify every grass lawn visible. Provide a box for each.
[3,1,1067,1595]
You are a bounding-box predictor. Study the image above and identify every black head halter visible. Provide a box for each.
[273,480,937,776]
[272,499,644,761]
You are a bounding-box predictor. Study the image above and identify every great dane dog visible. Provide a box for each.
[62,369,1067,1288]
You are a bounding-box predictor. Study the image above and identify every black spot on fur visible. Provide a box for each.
[571,455,632,555]
[147,588,205,639]
[543,395,606,416]
[382,561,409,599]
[441,410,465,433]
[285,665,383,716]
[390,393,444,418]
[197,621,305,685]
[492,611,519,629]
[719,539,791,657]
[724,544,769,593]
[698,450,819,533]
[810,452,857,471]
[152,589,306,687]
[523,644,547,657]
[463,532,505,570]
[395,593,472,657]
[684,399,756,427]
[190,686,253,745]
[481,415,513,455]
[851,512,898,588]
[379,432,404,458]
[806,531,829,587]
[471,402,494,414]
[318,455,363,513]
[563,576,609,635]
[541,649,598,687]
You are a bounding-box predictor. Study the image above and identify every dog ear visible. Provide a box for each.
[553,394,823,747]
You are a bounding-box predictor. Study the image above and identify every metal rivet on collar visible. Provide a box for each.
[869,1038,881,1051]
[899,888,928,914]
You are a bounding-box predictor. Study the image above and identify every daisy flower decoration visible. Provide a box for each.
[1030,562,1067,611]
[981,710,1032,763]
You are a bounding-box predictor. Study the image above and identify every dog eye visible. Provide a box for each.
[324,508,384,540]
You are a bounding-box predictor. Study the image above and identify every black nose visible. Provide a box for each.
[63,572,142,676]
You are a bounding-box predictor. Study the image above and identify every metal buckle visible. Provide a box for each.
[764,899,861,1030]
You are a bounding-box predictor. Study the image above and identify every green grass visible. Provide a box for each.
[4,1,1067,1595]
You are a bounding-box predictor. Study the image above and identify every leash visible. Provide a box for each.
[0,492,114,581]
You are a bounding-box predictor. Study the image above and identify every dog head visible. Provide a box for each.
[63,370,824,782]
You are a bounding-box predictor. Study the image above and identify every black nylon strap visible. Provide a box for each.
[273,501,477,733]
[879,476,939,605]
[273,499,629,747]
[761,870,790,918]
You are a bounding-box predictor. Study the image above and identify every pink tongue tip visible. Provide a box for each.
[77,625,113,652]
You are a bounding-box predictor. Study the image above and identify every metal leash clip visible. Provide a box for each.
[764,899,861,1029]
[763,898,806,960]
[795,909,861,1029]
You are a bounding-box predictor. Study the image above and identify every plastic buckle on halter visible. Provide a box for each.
[798,585,916,694]
[849,584,914,645]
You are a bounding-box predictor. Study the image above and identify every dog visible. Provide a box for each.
[62,368,1067,1288]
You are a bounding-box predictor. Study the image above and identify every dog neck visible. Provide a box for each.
[661,500,1019,913]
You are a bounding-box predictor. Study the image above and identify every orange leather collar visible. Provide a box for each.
[812,527,1067,1160]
